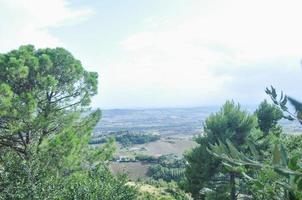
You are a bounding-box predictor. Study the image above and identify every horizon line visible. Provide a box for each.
[94,104,259,111]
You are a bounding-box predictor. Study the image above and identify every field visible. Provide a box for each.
[110,135,197,180]
[95,107,302,180]
[117,135,197,157]
[109,162,150,180]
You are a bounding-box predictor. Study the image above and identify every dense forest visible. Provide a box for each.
[1,45,302,199]
[90,131,160,147]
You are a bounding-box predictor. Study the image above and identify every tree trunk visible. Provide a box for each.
[230,172,236,200]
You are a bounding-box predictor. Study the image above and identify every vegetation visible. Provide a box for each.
[204,88,302,200]
[2,45,302,200]
[255,100,283,137]
[184,101,256,199]
[116,133,160,147]
[148,155,186,182]
[0,45,137,199]
[135,154,158,162]
[135,180,192,200]
[90,132,160,147]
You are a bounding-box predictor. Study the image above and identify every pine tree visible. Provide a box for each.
[185,101,256,200]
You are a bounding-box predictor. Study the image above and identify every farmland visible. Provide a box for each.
[94,107,302,181]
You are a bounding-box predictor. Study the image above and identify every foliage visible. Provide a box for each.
[0,110,137,199]
[137,180,193,200]
[203,86,302,200]
[283,134,302,155]
[208,138,302,199]
[265,86,301,123]
[247,167,285,200]
[255,100,283,136]
[0,45,98,156]
[148,155,186,182]
[0,45,137,199]
[184,101,256,199]
[135,154,158,162]
[184,137,219,199]
[90,132,160,147]
[116,133,160,147]
[204,100,256,147]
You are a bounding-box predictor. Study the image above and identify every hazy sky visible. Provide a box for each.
[1,0,302,109]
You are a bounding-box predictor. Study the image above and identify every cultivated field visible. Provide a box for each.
[110,135,198,180]
[116,135,198,157]
[109,162,150,180]
[99,107,302,181]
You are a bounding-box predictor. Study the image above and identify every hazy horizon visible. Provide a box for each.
[97,103,259,110]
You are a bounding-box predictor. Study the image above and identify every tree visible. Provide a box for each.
[184,136,220,199]
[266,86,302,124]
[0,45,98,157]
[255,100,283,137]
[204,101,256,147]
[185,101,256,200]
[0,111,137,199]
[0,45,137,199]
[208,86,302,200]
[209,137,302,199]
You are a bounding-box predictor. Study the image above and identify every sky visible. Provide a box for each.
[1,0,302,109]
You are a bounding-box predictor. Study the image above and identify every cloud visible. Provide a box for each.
[0,0,93,52]
[2,0,302,108]
[97,0,302,108]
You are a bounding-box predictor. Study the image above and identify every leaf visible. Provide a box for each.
[246,139,259,160]
[281,95,288,108]
[280,144,288,167]
[280,91,284,103]
[222,162,236,171]
[288,97,302,113]
[275,167,302,176]
[272,144,281,166]
[297,177,302,190]
[284,115,295,121]
[226,139,240,159]
[241,172,254,181]
[222,162,244,173]
[265,87,270,95]
[271,86,277,99]
[276,181,293,191]
[288,155,300,171]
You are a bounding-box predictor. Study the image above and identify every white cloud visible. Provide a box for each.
[191,0,302,61]
[97,0,302,108]
[2,0,302,108]
[0,0,93,52]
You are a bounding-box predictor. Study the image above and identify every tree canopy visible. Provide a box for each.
[0,45,98,156]
[255,100,283,136]
[0,45,137,199]
[184,101,256,199]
